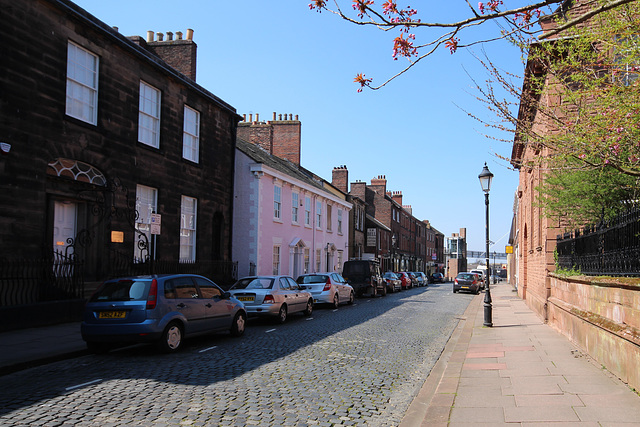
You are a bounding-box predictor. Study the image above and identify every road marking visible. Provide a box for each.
[199,346,217,353]
[306,317,314,321]
[332,309,339,312]
[266,328,277,333]
[65,379,102,391]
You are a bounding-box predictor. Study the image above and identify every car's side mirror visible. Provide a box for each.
[222,291,231,299]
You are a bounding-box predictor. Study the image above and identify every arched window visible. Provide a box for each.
[47,158,106,186]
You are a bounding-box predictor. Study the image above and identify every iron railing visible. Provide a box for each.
[0,252,84,307]
[109,250,238,288]
[556,206,640,276]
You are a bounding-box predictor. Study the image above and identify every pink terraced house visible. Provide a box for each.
[233,113,351,278]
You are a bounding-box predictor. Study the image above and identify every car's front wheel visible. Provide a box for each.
[347,291,355,305]
[230,312,246,337]
[157,321,183,353]
[304,299,314,316]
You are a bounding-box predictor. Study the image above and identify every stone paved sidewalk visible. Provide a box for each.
[401,280,640,426]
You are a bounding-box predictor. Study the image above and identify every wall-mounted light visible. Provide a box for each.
[0,142,11,154]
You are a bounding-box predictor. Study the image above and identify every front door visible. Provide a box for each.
[53,201,77,256]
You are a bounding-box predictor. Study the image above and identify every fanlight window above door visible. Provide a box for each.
[47,158,107,186]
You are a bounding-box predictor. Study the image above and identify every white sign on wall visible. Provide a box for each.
[367,228,377,247]
[150,213,162,235]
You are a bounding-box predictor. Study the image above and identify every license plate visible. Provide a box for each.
[461,286,469,289]
[98,311,126,319]
[237,296,254,302]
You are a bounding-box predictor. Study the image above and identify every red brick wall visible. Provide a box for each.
[236,114,301,164]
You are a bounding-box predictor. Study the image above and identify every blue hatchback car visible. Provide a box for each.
[81,274,247,353]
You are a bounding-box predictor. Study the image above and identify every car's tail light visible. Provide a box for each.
[454,278,459,285]
[323,277,332,291]
[263,294,275,304]
[146,279,158,309]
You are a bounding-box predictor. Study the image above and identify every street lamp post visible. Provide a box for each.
[478,163,494,327]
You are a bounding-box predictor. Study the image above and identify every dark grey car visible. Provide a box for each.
[453,272,481,294]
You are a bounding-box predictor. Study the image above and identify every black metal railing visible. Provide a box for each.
[0,252,84,307]
[109,250,238,289]
[556,207,640,276]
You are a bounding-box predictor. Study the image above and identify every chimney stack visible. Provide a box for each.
[370,175,387,196]
[392,191,403,206]
[146,28,197,81]
[237,112,302,165]
[332,165,349,193]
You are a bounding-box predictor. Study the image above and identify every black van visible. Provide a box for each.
[342,260,386,297]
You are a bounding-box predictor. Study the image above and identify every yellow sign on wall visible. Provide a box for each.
[111,231,124,243]
[505,245,513,254]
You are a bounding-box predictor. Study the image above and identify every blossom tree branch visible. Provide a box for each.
[309,0,638,90]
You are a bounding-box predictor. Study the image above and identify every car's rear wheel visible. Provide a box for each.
[158,321,183,353]
[230,312,246,337]
[277,304,288,323]
[304,299,314,316]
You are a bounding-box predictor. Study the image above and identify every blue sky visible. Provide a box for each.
[72,0,527,254]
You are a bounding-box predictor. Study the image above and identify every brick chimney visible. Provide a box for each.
[403,205,412,215]
[369,175,387,196]
[332,165,348,193]
[237,112,302,165]
[145,29,197,81]
[391,191,403,206]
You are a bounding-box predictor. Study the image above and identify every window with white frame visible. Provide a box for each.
[316,201,322,228]
[183,105,200,162]
[272,246,281,275]
[337,209,343,234]
[180,196,197,261]
[304,248,310,273]
[274,185,282,219]
[315,249,321,272]
[326,205,332,231]
[292,192,299,223]
[138,81,161,148]
[134,184,157,261]
[305,196,311,226]
[66,42,99,125]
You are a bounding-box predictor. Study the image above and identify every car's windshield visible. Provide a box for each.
[231,277,274,290]
[457,274,475,280]
[383,272,397,279]
[91,279,150,302]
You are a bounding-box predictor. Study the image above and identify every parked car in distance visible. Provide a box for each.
[395,272,413,290]
[81,274,247,354]
[228,275,313,323]
[342,260,386,297]
[453,272,482,294]
[470,269,486,290]
[431,272,444,283]
[412,272,427,287]
[382,272,402,293]
[296,273,354,308]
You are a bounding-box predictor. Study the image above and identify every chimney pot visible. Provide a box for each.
[249,114,253,122]
[157,32,164,41]
[295,114,299,120]
[278,114,282,120]
[176,31,183,40]
[256,113,260,122]
[146,31,154,42]
[243,114,246,121]
[273,112,276,120]
[167,31,173,41]
[186,28,194,40]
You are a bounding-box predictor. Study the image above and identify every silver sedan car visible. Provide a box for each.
[296,272,355,308]
[227,275,313,323]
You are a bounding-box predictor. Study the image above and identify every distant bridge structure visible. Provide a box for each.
[467,251,508,259]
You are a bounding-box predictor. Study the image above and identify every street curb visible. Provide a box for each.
[399,291,483,427]
[0,350,89,377]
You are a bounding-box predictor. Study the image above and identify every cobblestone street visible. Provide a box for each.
[0,283,473,426]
